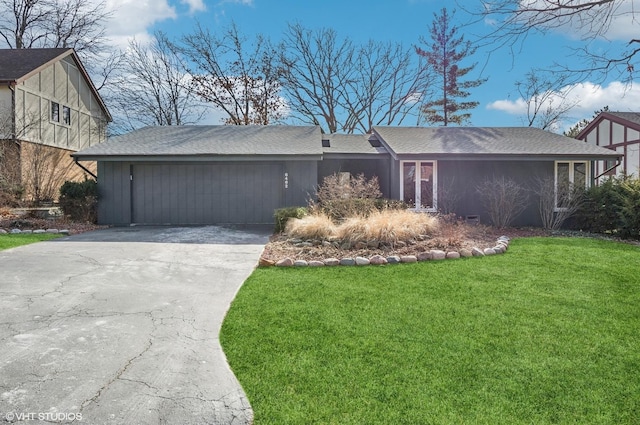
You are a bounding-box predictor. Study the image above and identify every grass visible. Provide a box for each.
[221,237,640,424]
[0,233,62,250]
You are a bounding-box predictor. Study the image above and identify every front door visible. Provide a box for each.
[401,160,437,211]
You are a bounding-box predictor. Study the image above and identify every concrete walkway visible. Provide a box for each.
[0,225,271,425]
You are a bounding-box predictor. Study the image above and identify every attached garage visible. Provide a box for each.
[130,162,284,224]
[74,126,322,225]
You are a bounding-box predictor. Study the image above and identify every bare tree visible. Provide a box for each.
[278,24,356,133]
[0,0,111,55]
[343,40,433,133]
[111,31,206,132]
[177,22,285,125]
[515,70,579,130]
[0,0,49,48]
[470,0,638,82]
[279,24,432,133]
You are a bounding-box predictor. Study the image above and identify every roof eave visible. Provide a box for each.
[72,153,324,162]
[394,153,622,161]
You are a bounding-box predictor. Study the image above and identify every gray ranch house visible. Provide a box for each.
[72,125,620,227]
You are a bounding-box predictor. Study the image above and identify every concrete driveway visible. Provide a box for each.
[0,225,271,425]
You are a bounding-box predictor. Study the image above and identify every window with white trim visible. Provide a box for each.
[555,161,589,209]
[401,160,437,211]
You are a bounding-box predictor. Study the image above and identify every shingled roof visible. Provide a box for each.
[0,48,73,82]
[73,125,324,160]
[322,133,388,155]
[372,126,620,159]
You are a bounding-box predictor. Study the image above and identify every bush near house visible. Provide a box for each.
[59,179,98,223]
[572,176,640,239]
[274,206,308,233]
[310,173,399,221]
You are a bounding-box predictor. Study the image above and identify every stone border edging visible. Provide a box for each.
[0,228,70,235]
[259,236,511,267]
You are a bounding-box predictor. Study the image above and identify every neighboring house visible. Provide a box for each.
[0,48,111,202]
[576,111,640,180]
[73,125,619,227]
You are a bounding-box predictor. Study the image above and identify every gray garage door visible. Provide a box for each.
[131,163,283,224]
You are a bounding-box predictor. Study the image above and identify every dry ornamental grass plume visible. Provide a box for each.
[285,213,337,240]
[285,210,440,245]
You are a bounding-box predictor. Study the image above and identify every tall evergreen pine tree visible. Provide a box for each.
[417,8,486,126]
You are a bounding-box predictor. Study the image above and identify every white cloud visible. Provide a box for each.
[488,80,640,129]
[182,0,206,13]
[105,0,177,47]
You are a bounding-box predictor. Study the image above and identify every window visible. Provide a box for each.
[63,106,71,125]
[51,102,60,122]
[555,161,589,209]
[401,160,437,210]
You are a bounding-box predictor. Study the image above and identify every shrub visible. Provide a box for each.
[59,179,98,223]
[531,175,585,231]
[572,177,625,233]
[476,176,528,228]
[618,178,640,239]
[274,206,307,233]
[312,173,383,220]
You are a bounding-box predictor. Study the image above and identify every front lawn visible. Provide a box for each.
[0,233,62,250]
[221,237,640,424]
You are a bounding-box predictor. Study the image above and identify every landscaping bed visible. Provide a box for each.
[260,218,549,264]
[0,209,105,235]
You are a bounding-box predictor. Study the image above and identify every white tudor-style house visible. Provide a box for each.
[0,48,111,202]
[577,111,640,181]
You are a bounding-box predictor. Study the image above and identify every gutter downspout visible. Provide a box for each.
[8,82,16,145]
[594,158,622,180]
[73,157,97,179]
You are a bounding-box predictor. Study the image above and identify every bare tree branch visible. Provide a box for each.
[109,31,207,133]
[466,0,639,82]
[176,22,285,125]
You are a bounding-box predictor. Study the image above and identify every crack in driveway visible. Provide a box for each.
[0,225,269,425]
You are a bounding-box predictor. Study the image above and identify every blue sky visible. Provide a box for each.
[103,0,640,132]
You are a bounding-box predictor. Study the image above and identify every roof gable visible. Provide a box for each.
[373,126,620,159]
[74,125,323,159]
[577,112,640,139]
[0,48,111,122]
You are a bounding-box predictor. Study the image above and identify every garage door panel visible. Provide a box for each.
[132,163,283,224]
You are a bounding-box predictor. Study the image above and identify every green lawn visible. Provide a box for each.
[0,233,62,250]
[221,237,640,425]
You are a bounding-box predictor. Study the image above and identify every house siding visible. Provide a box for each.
[97,160,317,225]
[13,55,107,152]
[438,160,550,227]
